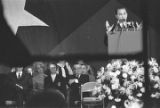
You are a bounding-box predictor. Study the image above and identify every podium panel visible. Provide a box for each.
[108,30,142,55]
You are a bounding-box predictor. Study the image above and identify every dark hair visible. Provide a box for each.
[48,62,57,69]
[114,7,127,15]
[25,89,66,108]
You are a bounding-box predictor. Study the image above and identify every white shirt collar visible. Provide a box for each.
[51,74,56,82]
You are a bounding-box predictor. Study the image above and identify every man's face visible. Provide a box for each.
[116,8,128,22]
[81,65,87,74]
[74,64,81,75]
[27,68,33,74]
[16,67,23,73]
[49,64,57,74]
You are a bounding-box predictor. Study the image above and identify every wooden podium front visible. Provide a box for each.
[108,30,142,55]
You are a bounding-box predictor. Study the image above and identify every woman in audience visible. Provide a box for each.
[32,62,47,93]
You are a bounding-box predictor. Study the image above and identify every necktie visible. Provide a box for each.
[61,67,66,78]
[66,64,73,75]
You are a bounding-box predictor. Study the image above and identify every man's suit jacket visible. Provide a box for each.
[8,72,33,106]
[9,72,33,92]
[70,74,89,101]
[44,73,66,96]
[57,65,71,93]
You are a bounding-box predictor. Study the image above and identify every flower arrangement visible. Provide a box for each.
[94,59,145,103]
[148,58,160,99]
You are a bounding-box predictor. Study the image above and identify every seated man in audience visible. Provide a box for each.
[68,63,89,107]
[57,60,73,78]
[57,60,74,96]
[44,63,66,98]
[8,67,33,107]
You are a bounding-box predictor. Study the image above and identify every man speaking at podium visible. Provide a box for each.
[104,7,143,55]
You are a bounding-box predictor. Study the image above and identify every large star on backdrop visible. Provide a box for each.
[1,0,49,35]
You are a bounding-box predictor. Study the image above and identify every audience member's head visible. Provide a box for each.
[25,89,66,108]
[33,62,45,75]
[48,63,57,75]
[81,64,88,74]
[73,64,81,75]
[15,67,23,74]
[57,60,66,67]
[24,66,33,76]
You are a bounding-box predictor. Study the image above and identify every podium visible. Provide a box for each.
[108,30,143,55]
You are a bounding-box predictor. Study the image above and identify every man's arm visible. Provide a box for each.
[106,20,114,34]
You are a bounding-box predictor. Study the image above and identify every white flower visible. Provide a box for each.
[130,60,139,67]
[122,73,128,78]
[153,67,159,73]
[111,84,119,90]
[108,95,114,100]
[111,105,117,108]
[149,58,158,66]
[140,88,145,93]
[122,65,130,72]
[137,75,144,82]
[75,79,79,83]
[151,93,160,98]
[120,87,126,94]
[115,98,121,102]
[137,93,143,97]
[154,76,160,81]
[130,75,136,81]
[97,71,103,78]
[128,95,134,100]
[128,71,133,75]
[138,82,143,87]
[107,63,113,70]
[151,94,156,98]
[103,85,111,94]
[109,72,117,78]
[111,78,119,84]
[126,88,132,95]
[112,60,122,68]
[101,75,106,81]
[153,83,159,89]
[115,70,121,75]
[137,68,144,75]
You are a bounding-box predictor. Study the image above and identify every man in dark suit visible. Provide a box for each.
[44,63,66,98]
[57,60,74,97]
[69,63,89,107]
[8,67,33,107]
